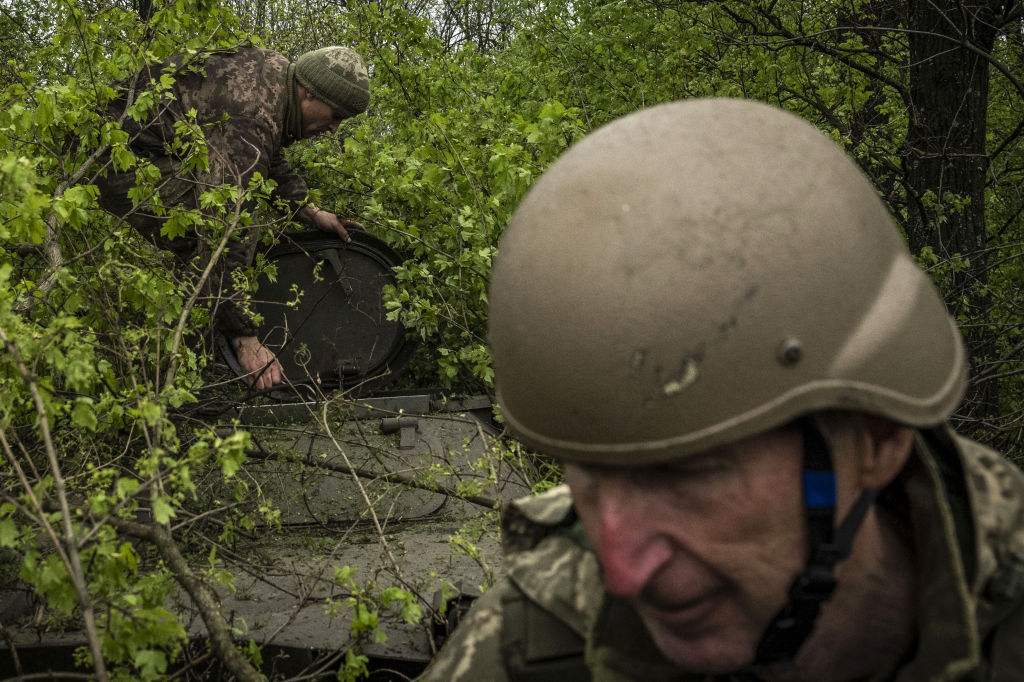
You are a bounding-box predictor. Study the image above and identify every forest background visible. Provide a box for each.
[1,0,1023,679]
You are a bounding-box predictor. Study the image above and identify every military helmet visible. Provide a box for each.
[295,46,370,117]
[489,98,967,465]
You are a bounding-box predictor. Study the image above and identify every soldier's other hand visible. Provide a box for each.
[232,336,284,390]
[312,209,365,243]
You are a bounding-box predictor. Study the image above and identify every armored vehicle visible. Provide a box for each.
[0,231,532,680]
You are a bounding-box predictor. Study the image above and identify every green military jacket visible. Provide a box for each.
[97,47,310,336]
[419,428,1024,681]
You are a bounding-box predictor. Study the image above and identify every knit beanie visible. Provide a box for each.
[294,46,370,117]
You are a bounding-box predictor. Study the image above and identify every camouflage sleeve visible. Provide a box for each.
[201,114,276,189]
[268,146,309,209]
[417,581,512,682]
[199,116,279,337]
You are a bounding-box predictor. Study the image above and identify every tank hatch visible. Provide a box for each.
[220,230,412,395]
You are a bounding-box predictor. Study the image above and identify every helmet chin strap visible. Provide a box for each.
[753,417,879,666]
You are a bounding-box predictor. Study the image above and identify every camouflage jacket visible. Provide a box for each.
[97,47,309,336]
[419,428,1024,681]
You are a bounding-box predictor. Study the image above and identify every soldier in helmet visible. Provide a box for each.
[420,99,1024,680]
[96,46,370,389]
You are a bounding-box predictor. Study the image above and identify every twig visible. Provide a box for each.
[162,648,213,681]
[0,624,23,678]
[319,402,403,577]
[0,327,109,682]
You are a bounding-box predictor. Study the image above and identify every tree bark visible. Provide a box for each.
[904,0,1000,418]
[904,0,994,264]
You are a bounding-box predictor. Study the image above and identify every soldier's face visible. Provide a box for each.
[300,95,345,137]
[564,427,813,673]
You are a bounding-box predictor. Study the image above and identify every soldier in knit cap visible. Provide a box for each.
[96,46,370,389]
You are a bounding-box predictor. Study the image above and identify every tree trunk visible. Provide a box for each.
[904,0,999,419]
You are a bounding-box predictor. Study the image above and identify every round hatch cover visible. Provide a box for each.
[221,230,412,395]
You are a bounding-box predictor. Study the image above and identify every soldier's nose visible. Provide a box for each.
[595,493,672,597]
[569,472,673,599]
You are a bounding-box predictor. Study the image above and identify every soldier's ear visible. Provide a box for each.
[857,416,913,490]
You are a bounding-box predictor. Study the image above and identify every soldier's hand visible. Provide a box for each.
[232,336,284,390]
[311,208,365,243]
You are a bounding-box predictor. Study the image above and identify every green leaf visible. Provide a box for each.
[71,398,97,431]
[217,432,248,478]
[334,565,356,585]
[137,400,162,426]
[116,477,140,500]
[0,519,17,547]
[151,498,175,524]
[133,649,168,679]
